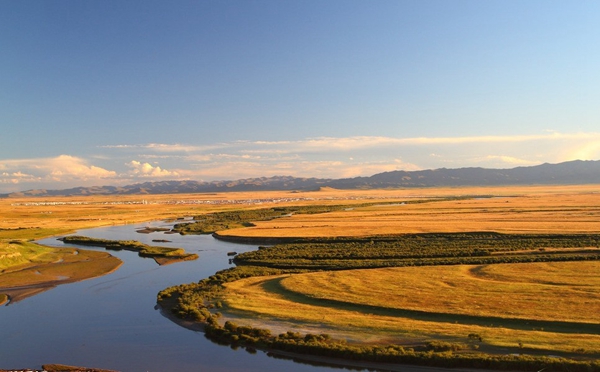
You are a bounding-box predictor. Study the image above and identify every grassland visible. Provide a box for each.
[4,185,598,240]
[0,188,416,302]
[156,185,600,370]
[231,232,600,269]
[3,186,600,370]
[0,193,225,300]
[0,239,122,303]
[221,261,600,354]
[0,188,430,233]
[217,185,600,238]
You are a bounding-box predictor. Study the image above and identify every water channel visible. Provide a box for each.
[0,221,369,372]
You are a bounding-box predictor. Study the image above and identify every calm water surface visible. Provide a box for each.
[0,221,369,372]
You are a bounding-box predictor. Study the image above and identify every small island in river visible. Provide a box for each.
[60,235,198,265]
[0,240,122,305]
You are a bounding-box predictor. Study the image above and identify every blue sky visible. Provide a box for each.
[1,0,600,192]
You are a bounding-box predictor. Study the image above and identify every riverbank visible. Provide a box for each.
[155,301,453,372]
[4,186,600,371]
[0,243,122,304]
[0,364,120,372]
[159,197,600,371]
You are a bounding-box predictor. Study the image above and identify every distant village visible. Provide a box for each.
[10,194,413,207]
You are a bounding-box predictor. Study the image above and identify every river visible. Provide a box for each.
[0,221,371,372]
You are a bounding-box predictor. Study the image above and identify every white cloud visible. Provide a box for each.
[101,143,229,153]
[50,155,117,179]
[0,155,116,182]
[178,157,420,181]
[482,155,539,166]
[119,133,600,157]
[143,143,211,152]
[2,132,600,193]
[126,160,179,178]
[0,171,39,185]
[0,155,117,191]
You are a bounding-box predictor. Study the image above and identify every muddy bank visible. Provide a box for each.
[0,251,123,305]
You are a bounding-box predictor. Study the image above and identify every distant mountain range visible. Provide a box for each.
[3,160,600,198]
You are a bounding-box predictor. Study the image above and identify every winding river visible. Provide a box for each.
[0,221,362,372]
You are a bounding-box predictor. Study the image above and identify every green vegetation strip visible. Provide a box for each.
[61,236,198,262]
[160,205,600,370]
[159,264,600,372]
[171,197,479,235]
[234,232,600,270]
[158,231,600,371]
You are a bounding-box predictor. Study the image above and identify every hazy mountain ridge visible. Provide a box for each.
[3,160,599,198]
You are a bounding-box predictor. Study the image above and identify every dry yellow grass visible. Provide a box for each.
[4,185,600,353]
[0,188,411,298]
[219,185,600,237]
[1,194,222,235]
[221,261,600,353]
[3,185,598,239]
[0,188,414,237]
[278,262,600,323]
[215,186,600,354]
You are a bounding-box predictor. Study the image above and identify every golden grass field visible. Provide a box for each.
[2,185,600,357]
[221,261,600,354]
[211,185,600,356]
[0,188,411,301]
[0,188,420,239]
[2,185,599,239]
[219,185,600,238]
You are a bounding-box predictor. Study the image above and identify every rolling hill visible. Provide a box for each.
[2,160,599,198]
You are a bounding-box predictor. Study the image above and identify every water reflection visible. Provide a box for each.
[0,222,374,372]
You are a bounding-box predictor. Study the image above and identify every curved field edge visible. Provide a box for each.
[221,262,600,353]
[158,265,600,371]
[275,262,600,325]
[157,203,600,370]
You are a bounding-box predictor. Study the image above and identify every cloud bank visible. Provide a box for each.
[2,132,599,193]
[1,155,117,187]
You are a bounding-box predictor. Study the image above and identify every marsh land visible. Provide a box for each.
[2,185,600,371]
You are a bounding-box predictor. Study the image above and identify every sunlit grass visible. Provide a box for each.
[0,227,72,241]
[219,185,600,238]
[4,186,600,356]
[221,261,600,354]
[0,240,58,271]
[278,262,600,323]
[0,240,122,288]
